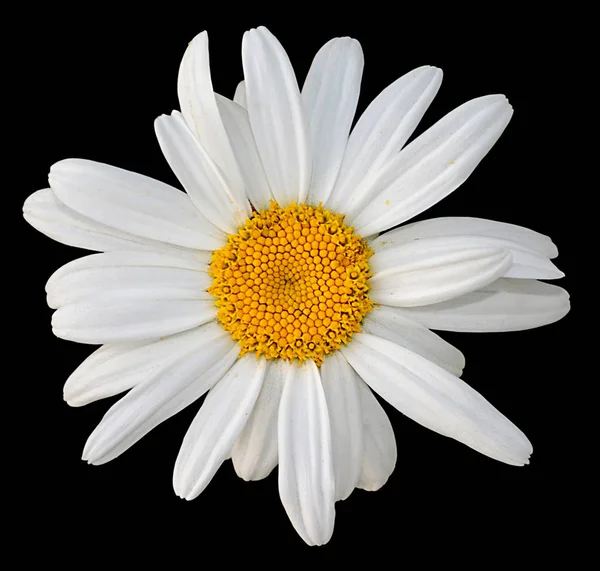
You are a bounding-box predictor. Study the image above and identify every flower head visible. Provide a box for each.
[23,26,569,546]
[208,200,374,364]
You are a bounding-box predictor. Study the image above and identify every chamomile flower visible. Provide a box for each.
[22,26,569,546]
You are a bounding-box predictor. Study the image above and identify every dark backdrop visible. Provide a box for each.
[13,7,575,563]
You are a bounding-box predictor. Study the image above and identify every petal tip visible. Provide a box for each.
[189,30,208,44]
[173,477,195,501]
[49,158,79,178]
[63,391,83,408]
[22,190,44,215]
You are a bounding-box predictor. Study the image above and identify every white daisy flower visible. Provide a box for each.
[22,26,569,546]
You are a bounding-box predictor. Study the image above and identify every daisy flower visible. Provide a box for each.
[22,26,569,546]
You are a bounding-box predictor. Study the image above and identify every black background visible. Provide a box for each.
[13,7,576,563]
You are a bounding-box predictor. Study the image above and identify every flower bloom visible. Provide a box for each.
[23,27,569,545]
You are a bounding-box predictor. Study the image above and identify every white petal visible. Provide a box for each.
[328,66,442,213]
[173,355,267,500]
[369,237,513,306]
[233,80,247,108]
[64,328,215,407]
[215,94,273,212]
[355,377,397,491]
[362,306,465,376]
[231,359,286,481]
[242,26,312,205]
[373,234,562,286]
[64,344,145,407]
[47,250,207,287]
[320,352,363,501]
[23,189,212,262]
[373,216,558,259]
[46,251,211,309]
[48,266,210,309]
[341,333,533,466]
[49,159,224,250]
[82,323,238,464]
[302,37,363,205]
[177,31,247,206]
[351,95,514,236]
[52,299,216,344]
[155,111,250,232]
[278,360,335,546]
[394,278,571,332]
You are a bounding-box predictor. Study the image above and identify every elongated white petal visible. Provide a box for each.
[372,234,562,286]
[373,216,558,259]
[320,352,363,501]
[177,31,247,205]
[174,356,267,500]
[242,26,311,205]
[232,360,286,481]
[155,111,250,232]
[329,66,442,212]
[49,159,224,250]
[302,37,363,205]
[48,266,210,308]
[362,306,465,376]
[47,250,207,289]
[215,95,273,212]
[355,377,397,491]
[23,189,207,260]
[351,95,513,235]
[65,328,214,407]
[394,278,571,332]
[341,333,533,465]
[82,323,238,464]
[64,343,147,407]
[369,237,513,306]
[46,251,211,309]
[482,240,561,279]
[278,360,335,546]
[233,80,247,108]
[52,299,216,344]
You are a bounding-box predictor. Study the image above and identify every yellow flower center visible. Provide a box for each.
[208,201,373,365]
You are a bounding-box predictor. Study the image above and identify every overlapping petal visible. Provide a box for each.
[177,30,247,207]
[242,26,312,205]
[64,329,210,407]
[278,360,335,546]
[328,65,442,213]
[233,80,247,107]
[232,359,286,481]
[215,95,273,212]
[350,95,514,235]
[173,355,267,499]
[341,333,532,466]
[49,249,217,343]
[369,236,513,306]
[82,323,238,464]
[355,378,397,491]
[361,306,465,376]
[155,111,250,232]
[393,278,570,332]
[320,352,363,501]
[372,216,559,259]
[23,189,209,262]
[48,159,224,250]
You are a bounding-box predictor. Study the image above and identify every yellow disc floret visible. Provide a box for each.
[208,201,373,366]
